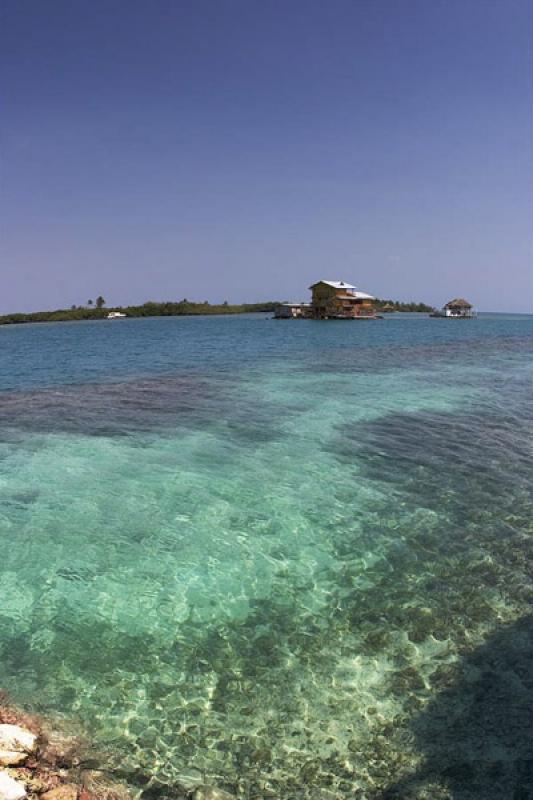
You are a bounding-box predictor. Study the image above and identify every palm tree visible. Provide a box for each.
[96,296,106,308]
[87,299,93,307]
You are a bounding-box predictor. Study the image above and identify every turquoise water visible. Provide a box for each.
[0,313,532,799]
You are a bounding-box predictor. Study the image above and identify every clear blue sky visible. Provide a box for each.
[1,0,532,312]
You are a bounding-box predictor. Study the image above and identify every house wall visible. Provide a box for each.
[311,283,337,312]
[312,283,342,318]
[445,307,472,317]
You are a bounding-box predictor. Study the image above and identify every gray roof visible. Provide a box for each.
[309,280,358,290]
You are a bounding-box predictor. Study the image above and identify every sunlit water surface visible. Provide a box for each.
[0,314,532,799]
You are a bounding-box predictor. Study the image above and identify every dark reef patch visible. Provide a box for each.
[0,375,285,443]
[0,376,230,437]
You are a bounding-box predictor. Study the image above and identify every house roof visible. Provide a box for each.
[445,298,473,308]
[335,292,375,301]
[309,280,358,290]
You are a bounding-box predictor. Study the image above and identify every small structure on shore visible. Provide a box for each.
[309,280,376,319]
[431,298,476,318]
[274,302,312,319]
[380,303,396,313]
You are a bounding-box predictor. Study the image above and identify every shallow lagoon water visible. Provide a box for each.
[0,313,532,799]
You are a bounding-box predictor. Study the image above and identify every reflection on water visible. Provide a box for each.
[0,314,532,798]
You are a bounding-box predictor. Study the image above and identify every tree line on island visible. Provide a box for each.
[0,297,434,325]
[374,298,434,312]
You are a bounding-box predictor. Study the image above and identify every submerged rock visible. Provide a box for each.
[0,725,38,766]
[81,770,130,800]
[0,771,27,800]
[39,730,84,769]
[193,787,236,800]
[175,769,203,792]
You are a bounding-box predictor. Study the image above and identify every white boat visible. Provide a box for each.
[107,311,127,319]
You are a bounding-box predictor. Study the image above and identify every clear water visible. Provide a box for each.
[0,313,532,799]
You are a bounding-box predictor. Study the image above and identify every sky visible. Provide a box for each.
[1,0,532,313]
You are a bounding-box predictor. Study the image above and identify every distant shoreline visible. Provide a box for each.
[0,298,434,326]
[0,301,278,326]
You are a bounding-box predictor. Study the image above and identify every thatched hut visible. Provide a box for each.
[432,298,476,318]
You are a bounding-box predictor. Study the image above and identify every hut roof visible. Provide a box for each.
[445,298,473,308]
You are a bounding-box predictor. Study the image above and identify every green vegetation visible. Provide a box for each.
[374,298,434,312]
[0,299,280,325]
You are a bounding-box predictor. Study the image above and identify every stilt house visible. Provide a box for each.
[309,281,376,319]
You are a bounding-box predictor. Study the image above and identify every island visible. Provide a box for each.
[0,297,434,326]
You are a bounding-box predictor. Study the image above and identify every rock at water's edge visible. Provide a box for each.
[0,752,28,768]
[0,725,38,767]
[0,699,131,800]
[0,726,37,755]
[0,771,27,800]
[41,785,79,800]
